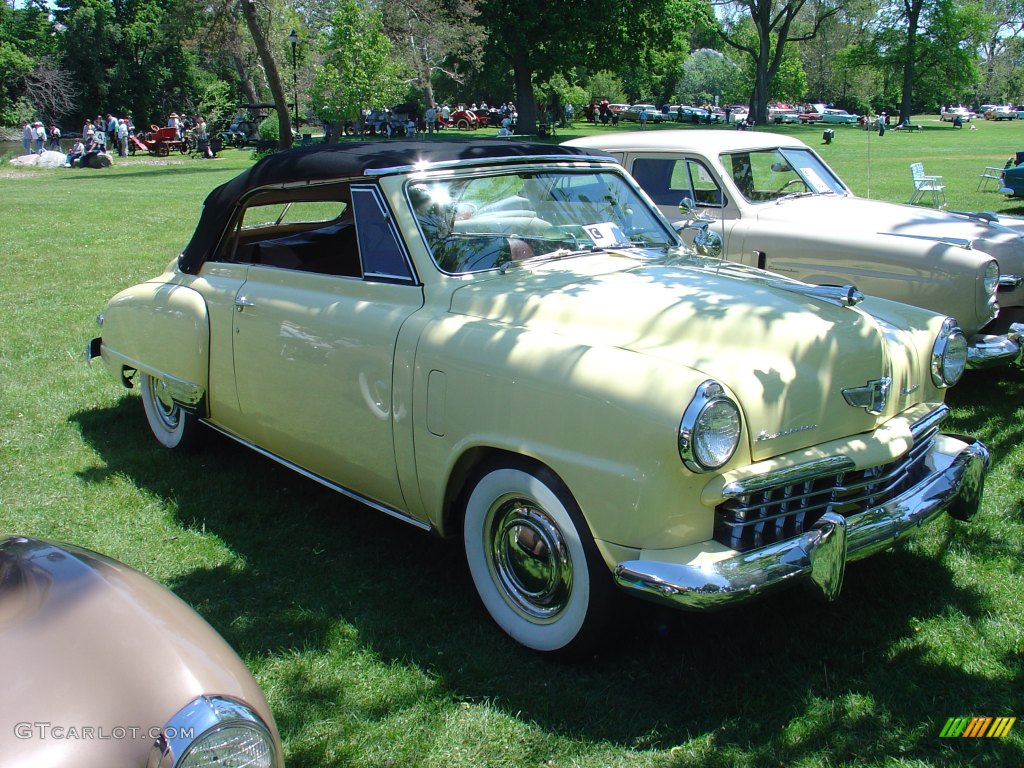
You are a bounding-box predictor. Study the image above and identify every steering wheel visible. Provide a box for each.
[778,178,809,193]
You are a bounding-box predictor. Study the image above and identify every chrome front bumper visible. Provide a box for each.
[967,322,1024,369]
[614,437,989,610]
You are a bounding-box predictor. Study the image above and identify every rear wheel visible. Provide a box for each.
[140,373,199,450]
[456,118,470,130]
[462,460,612,655]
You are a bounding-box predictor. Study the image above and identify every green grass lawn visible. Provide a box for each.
[1,119,1022,767]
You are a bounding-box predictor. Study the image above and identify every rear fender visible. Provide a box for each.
[100,282,210,410]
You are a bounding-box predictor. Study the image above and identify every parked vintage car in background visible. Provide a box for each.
[983,105,1017,120]
[566,130,1024,369]
[820,108,860,124]
[0,535,282,767]
[90,140,989,655]
[940,106,975,122]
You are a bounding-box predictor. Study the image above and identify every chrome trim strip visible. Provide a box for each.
[614,438,989,610]
[721,455,855,499]
[199,420,432,532]
[364,153,616,177]
[879,232,974,249]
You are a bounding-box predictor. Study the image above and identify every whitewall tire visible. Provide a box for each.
[140,373,198,450]
[462,461,612,655]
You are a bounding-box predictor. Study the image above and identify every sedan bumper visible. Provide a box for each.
[614,435,989,610]
[967,322,1024,369]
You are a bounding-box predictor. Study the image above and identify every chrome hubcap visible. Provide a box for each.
[488,497,572,621]
[148,378,180,430]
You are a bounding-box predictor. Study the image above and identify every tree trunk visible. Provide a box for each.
[240,0,294,149]
[899,0,923,125]
[512,48,536,135]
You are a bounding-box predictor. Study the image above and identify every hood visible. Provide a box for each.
[450,253,935,461]
[756,195,1024,273]
[0,537,275,768]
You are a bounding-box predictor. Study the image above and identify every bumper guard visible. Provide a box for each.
[967,322,1024,369]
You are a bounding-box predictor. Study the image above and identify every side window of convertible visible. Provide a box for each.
[224,189,362,277]
[351,186,416,283]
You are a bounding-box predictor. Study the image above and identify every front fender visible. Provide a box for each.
[100,280,210,408]
[742,227,995,335]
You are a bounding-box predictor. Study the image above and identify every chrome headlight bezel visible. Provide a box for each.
[678,380,742,473]
[931,317,968,388]
[983,260,999,297]
[148,696,279,768]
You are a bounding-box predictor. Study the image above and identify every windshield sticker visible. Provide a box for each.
[584,222,629,246]
[801,168,829,193]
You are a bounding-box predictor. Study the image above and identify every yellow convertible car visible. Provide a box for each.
[89,140,989,655]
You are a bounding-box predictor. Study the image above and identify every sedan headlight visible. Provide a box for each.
[148,696,279,768]
[679,380,742,472]
[983,260,999,297]
[931,318,968,387]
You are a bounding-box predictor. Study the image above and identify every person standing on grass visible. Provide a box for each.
[118,119,129,157]
[32,121,46,153]
[48,124,61,151]
[21,121,32,154]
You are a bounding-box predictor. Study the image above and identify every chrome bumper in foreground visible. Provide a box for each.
[967,322,1024,369]
[614,437,989,610]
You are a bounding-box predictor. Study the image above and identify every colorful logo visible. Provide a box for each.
[940,717,1016,738]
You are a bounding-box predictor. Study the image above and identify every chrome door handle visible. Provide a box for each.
[234,295,255,311]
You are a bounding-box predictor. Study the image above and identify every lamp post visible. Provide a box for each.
[289,29,299,143]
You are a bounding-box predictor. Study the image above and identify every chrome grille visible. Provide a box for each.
[715,412,944,552]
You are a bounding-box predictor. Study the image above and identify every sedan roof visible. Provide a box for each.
[563,129,810,155]
[179,139,610,273]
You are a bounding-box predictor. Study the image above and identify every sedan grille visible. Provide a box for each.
[715,415,942,552]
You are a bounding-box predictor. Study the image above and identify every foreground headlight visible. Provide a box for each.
[931,318,968,387]
[679,380,742,472]
[983,260,999,296]
[148,696,278,768]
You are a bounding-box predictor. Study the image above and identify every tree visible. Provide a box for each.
[310,0,407,136]
[380,0,484,109]
[858,0,986,119]
[678,48,745,106]
[716,0,843,123]
[240,0,293,147]
[476,0,683,134]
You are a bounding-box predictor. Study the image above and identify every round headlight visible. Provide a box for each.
[149,696,279,768]
[931,318,968,387]
[679,381,742,472]
[983,260,999,297]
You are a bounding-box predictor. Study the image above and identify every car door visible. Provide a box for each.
[224,183,423,510]
[626,154,742,256]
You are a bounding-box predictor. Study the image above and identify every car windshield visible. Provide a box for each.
[720,147,848,203]
[409,169,678,274]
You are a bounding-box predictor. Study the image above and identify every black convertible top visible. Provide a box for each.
[178,139,612,273]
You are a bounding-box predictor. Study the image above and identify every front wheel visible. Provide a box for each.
[462,461,612,655]
[140,373,199,450]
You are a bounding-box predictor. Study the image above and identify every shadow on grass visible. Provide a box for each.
[56,162,238,182]
[71,395,1023,767]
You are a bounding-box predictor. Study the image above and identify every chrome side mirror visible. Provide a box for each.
[693,225,723,258]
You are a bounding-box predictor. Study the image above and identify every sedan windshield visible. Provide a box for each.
[409,169,678,274]
[720,147,849,203]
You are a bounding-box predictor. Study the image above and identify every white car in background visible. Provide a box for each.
[565,130,1024,369]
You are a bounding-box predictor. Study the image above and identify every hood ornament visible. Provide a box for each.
[842,377,892,415]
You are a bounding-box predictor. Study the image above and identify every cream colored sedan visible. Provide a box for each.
[90,140,989,655]
[566,130,1024,369]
